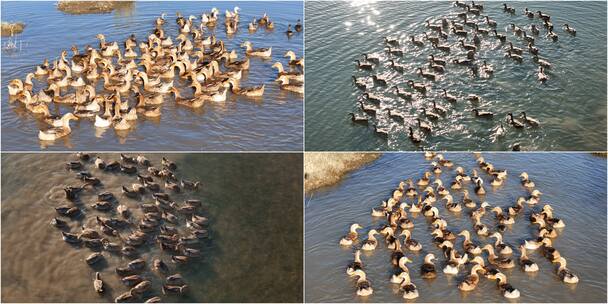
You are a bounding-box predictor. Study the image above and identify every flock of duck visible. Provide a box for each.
[340,152,578,300]
[349,1,575,148]
[6,7,303,142]
[51,153,206,302]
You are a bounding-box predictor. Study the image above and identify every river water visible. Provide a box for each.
[305,152,606,302]
[1,1,303,151]
[304,1,607,151]
[1,153,303,302]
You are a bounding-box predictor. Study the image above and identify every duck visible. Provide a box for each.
[472,109,493,118]
[490,232,512,255]
[519,245,539,272]
[241,41,271,58]
[93,272,104,293]
[340,223,362,246]
[519,172,535,188]
[422,108,441,120]
[406,80,427,94]
[444,195,462,212]
[408,127,422,143]
[443,249,461,275]
[537,67,549,82]
[401,230,422,251]
[284,50,304,67]
[458,264,485,291]
[472,214,489,236]
[507,113,525,128]
[295,19,303,32]
[546,29,559,41]
[420,253,437,279]
[399,272,419,299]
[226,79,265,97]
[459,40,477,52]
[541,205,565,228]
[417,68,437,80]
[483,245,515,268]
[417,172,431,186]
[410,35,424,46]
[352,269,373,296]
[492,207,514,226]
[391,256,413,283]
[346,250,363,276]
[272,62,303,82]
[527,189,543,205]
[38,113,79,140]
[563,23,576,35]
[521,112,540,126]
[541,237,561,262]
[555,257,579,283]
[493,30,507,42]
[458,230,481,255]
[508,198,525,215]
[432,101,448,115]
[276,75,303,94]
[495,273,520,298]
[506,50,523,62]
[361,229,379,251]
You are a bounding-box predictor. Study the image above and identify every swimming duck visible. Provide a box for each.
[410,35,424,46]
[407,127,422,143]
[458,230,481,255]
[472,214,488,236]
[483,245,515,268]
[400,230,422,251]
[272,62,303,82]
[352,269,373,296]
[537,67,548,82]
[391,256,413,283]
[521,112,540,126]
[563,23,576,35]
[541,205,565,228]
[519,172,535,188]
[519,245,539,272]
[406,80,427,94]
[38,113,78,140]
[458,263,485,291]
[284,50,304,67]
[417,172,432,186]
[399,272,419,299]
[241,41,271,58]
[490,232,513,255]
[556,257,579,283]
[546,29,559,41]
[495,273,520,298]
[346,250,363,276]
[275,75,303,94]
[472,109,493,118]
[417,68,436,81]
[361,229,379,251]
[493,29,507,42]
[507,113,524,128]
[420,253,437,279]
[527,189,543,205]
[340,223,362,246]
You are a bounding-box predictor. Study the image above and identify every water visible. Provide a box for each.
[1,153,303,302]
[304,1,607,151]
[1,1,303,151]
[305,153,607,302]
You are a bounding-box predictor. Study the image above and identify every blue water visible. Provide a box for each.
[305,1,607,151]
[305,153,607,302]
[1,1,303,151]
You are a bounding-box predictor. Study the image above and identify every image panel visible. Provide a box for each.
[1,153,303,302]
[304,1,607,151]
[305,152,607,302]
[2,1,303,151]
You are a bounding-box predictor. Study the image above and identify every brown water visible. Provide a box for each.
[305,153,607,302]
[1,153,303,302]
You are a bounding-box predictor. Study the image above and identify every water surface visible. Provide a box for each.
[305,153,607,302]
[2,153,303,302]
[305,1,607,151]
[1,1,303,151]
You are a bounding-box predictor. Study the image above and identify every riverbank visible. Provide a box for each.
[304,153,380,192]
[1,22,25,36]
[57,0,134,14]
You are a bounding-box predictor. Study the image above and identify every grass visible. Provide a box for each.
[56,0,134,14]
[305,153,380,192]
[1,22,25,37]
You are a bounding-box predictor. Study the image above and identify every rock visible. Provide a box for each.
[56,0,134,15]
[1,22,25,37]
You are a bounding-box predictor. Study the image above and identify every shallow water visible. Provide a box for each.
[304,1,607,151]
[1,1,303,151]
[1,153,303,302]
[305,153,607,302]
